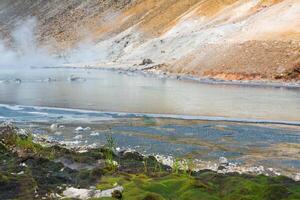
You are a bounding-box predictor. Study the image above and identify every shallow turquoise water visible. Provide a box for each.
[0,103,300,175]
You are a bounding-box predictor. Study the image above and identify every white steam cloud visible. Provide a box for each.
[65,10,123,63]
[66,37,104,63]
[0,16,117,67]
[0,18,61,67]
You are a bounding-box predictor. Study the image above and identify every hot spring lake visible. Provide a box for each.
[0,67,300,176]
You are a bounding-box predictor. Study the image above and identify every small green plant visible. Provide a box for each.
[143,158,148,174]
[172,158,181,174]
[158,162,163,175]
[181,159,188,176]
[104,128,118,171]
[153,156,163,175]
[154,159,159,173]
[186,158,195,177]
[15,134,44,154]
[179,158,195,178]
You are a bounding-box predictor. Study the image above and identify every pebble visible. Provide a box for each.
[75,127,84,132]
[90,132,100,136]
[74,135,83,140]
[219,157,229,166]
[294,174,300,181]
[17,171,24,175]
[83,127,91,131]
[63,186,124,199]
[88,143,98,148]
[44,78,56,82]
[16,129,28,138]
[20,163,27,167]
[50,124,64,131]
[75,126,91,132]
[50,124,59,130]
[14,79,22,84]
[54,132,62,136]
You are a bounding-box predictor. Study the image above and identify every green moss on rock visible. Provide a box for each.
[1,125,300,200]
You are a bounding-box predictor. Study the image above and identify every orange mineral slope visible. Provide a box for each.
[90,0,300,81]
[155,0,300,81]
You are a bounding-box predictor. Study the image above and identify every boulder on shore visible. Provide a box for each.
[140,58,153,65]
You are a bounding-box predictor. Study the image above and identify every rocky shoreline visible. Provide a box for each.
[0,123,169,199]
[1,122,300,199]
[44,63,300,89]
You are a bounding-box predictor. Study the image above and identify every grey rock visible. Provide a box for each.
[219,157,229,166]
[14,79,22,84]
[68,75,86,82]
[140,58,153,65]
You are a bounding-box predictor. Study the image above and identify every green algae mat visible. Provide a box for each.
[96,173,300,200]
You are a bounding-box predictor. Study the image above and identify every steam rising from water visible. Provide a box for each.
[0,18,61,67]
[66,36,104,63]
[0,17,105,68]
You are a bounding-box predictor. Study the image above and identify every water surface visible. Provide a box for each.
[0,67,299,122]
[0,67,299,177]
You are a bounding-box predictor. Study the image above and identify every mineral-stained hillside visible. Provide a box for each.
[0,0,299,81]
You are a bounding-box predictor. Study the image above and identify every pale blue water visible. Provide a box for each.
[0,67,299,122]
[0,103,300,171]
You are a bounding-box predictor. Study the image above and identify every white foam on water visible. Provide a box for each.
[0,104,24,111]
[24,111,49,116]
[0,103,299,126]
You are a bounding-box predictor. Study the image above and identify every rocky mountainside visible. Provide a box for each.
[0,0,299,81]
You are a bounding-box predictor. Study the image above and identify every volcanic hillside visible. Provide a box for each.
[0,0,299,81]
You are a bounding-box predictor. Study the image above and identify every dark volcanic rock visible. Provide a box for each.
[0,125,104,199]
[140,58,153,65]
[119,150,144,161]
[112,189,123,199]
